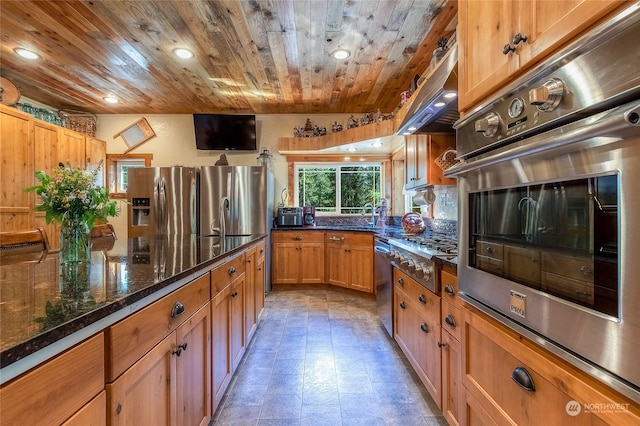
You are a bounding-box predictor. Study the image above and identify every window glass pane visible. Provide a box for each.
[298,167,337,212]
[117,161,146,192]
[296,163,381,215]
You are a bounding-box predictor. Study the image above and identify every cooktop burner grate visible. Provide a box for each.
[401,234,458,254]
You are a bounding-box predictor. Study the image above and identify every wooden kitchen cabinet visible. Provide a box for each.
[325,231,374,293]
[462,304,640,425]
[404,133,456,190]
[458,0,626,112]
[58,127,86,168]
[272,231,325,285]
[244,240,267,343]
[210,252,247,412]
[0,333,105,426]
[440,267,464,426]
[393,268,442,408]
[85,136,107,187]
[62,391,106,426]
[0,105,33,232]
[33,119,61,247]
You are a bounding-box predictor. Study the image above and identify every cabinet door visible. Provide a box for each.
[62,391,106,426]
[85,136,107,187]
[33,120,60,247]
[441,330,463,426]
[393,286,415,359]
[255,247,266,318]
[325,242,349,287]
[176,303,211,426]
[300,242,325,283]
[58,128,85,168]
[229,275,245,372]
[348,245,373,293]
[413,306,442,409]
[108,334,176,426]
[404,136,417,188]
[404,135,428,189]
[0,106,33,231]
[244,247,257,342]
[271,242,300,284]
[211,287,231,412]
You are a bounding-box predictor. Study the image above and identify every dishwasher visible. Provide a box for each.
[374,236,393,336]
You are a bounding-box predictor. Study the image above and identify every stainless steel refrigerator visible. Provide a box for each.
[200,165,275,291]
[127,167,198,237]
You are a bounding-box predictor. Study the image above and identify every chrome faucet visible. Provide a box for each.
[361,203,375,228]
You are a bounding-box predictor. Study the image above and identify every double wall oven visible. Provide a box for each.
[449,4,640,402]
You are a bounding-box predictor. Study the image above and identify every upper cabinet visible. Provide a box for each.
[458,0,626,113]
[404,134,456,190]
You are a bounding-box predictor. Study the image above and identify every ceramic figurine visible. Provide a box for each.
[347,115,358,129]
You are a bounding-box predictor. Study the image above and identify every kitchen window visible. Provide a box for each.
[106,154,153,198]
[294,163,381,214]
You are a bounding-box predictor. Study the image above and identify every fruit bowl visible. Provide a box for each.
[401,212,425,234]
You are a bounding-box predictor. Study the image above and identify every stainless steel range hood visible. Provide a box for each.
[396,43,458,135]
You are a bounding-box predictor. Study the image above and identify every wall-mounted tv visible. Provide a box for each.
[193,114,257,151]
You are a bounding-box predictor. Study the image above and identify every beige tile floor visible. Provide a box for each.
[211,288,447,425]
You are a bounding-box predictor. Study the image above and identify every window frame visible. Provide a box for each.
[106,153,153,199]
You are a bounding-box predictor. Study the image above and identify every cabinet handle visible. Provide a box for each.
[116,403,122,415]
[229,266,236,275]
[247,259,251,263]
[445,314,456,328]
[399,301,406,309]
[444,284,455,296]
[511,366,536,392]
[438,342,446,348]
[257,267,262,271]
[418,294,427,304]
[172,343,188,357]
[420,323,429,333]
[231,291,238,298]
[397,278,404,286]
[580,265,593,277]
[260,248,265,253]
[503,43,515,55]
[486,247,494,254]
[513,32,528,45]
[170,301,185,318]
[295,236,302,240]
[329,236,344,241]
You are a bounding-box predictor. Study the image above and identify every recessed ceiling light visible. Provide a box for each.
[14,48,39,60]
[173,48,194,59]
[103,97,119,104]
[434,101,446,108]
[403,131,412,136]
[347,147,357,152]
[372,142,383,148]
[332,49,350,59]
[444,92,457,99]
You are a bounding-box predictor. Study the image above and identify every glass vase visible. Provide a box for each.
[59,221,91,266]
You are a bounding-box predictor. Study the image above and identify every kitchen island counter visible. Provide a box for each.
[0,233,265,383]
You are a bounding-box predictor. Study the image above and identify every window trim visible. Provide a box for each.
[106,153,153,199]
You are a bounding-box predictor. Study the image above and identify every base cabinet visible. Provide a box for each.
[108,303,211,426]
[462,305,640,425]
[325,232,374,293]
[272,231,325,284]
[393,268,442,408]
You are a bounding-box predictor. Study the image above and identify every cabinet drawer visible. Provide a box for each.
[272,230,324,243]
[107,273,210,381]
[0,333,104,426]
[440,269,459,306]
[441,300,461,342]
[211,252,246,294]
[255,240,266,259]
[62,390,106,426]
[394,268,439,323]
[541,252,594,283]
[325,231,372,246]
[463,307,630,425]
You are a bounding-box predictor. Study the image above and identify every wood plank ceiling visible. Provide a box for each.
[0,0,456,115]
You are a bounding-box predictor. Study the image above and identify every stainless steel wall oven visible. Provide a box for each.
[449,4,640,403]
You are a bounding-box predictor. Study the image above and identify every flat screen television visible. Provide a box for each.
[193,114,257,151]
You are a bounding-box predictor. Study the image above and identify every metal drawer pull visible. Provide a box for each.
[172,343,188,357]
[397,278,404,285]
[420,323,429,333]
[171,301,185,318]
[295,236,302,240]
[445,314,456,328]
[229,266,236,275]
[438,342,446,348]
[511,366,536,392]
[399,301,406,309]
[260,248,265,253]
[329,236,345,241]
[418,294,427,304]
[231,291,239,298]
[444,284,455,296]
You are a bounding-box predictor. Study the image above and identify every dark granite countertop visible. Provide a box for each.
[0,233,264,382]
